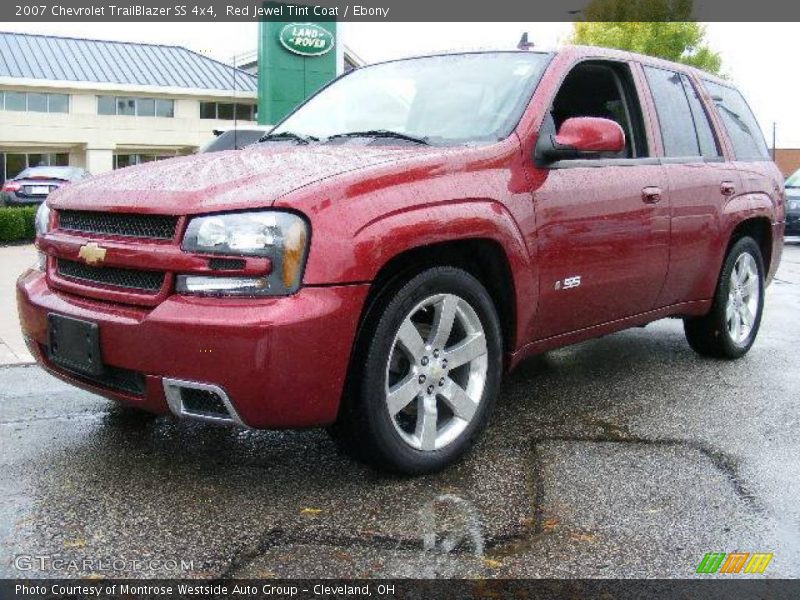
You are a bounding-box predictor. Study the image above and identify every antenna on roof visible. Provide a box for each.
[517,33,535,51]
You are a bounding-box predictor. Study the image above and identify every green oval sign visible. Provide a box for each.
[279,23,335,57]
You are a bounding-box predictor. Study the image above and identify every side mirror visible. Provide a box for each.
[537,117,625,161]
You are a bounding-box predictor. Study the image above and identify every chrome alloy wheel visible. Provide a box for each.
[385,293,488,451]
[726,252,760,345]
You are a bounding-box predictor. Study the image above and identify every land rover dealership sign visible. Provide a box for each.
[279,23,335,56]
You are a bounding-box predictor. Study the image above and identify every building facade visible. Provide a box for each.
[0,32,258,185]
[774,148,800,178]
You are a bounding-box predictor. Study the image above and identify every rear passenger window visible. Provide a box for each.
[702,80,770,161]
[681,75,720,158]
[644,66,703,157]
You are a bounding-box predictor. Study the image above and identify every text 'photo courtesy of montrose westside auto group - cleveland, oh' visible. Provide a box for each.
[0,0,800,598]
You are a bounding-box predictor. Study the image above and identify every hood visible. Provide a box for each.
[48,144,440,215]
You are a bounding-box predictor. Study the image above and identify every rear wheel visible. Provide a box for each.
[331,267,503,474]
[684,236,765,359]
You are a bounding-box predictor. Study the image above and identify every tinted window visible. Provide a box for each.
[548,62,648,159]
[137,98,155,117]
[97,96,115,115]
[5,92,26,111]
[645,66,700,157]
[703,80,769,161]
[235,103,254,121]
[217,103,234,120]
[681,75,720,158]
[6,154,26,178]
[155,99,174,118]
[48,93,69,113]
[27,154,46,168]
[200,102,216,119]
[117,98,136,116]
[27,93,47,112]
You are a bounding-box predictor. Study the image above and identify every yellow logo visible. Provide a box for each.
[78,242,107,265]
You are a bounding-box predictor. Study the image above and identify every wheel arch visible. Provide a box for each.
[339,199,536,357]
[726,216,773,276]
[360,238,519,355]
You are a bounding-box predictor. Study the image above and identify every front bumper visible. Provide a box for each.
[786,212,800,235]
[17,269,368,428]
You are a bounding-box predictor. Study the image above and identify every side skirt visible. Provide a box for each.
[506,299,712,370]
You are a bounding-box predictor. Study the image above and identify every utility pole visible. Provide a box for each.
[772,122,776,161]
[232,53,239,151]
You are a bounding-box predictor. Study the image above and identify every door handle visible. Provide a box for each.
[720,181,736,196]
[642,186,662,204]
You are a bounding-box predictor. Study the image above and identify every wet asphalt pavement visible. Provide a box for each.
[1,243,799,580]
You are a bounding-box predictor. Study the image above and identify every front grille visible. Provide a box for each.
[209,257,246,271]
[57,259,164,292]
[58,210,178,240]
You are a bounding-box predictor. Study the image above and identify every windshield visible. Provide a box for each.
[786,169,800,188]
[271,52,552,145]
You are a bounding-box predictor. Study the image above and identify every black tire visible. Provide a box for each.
[684,236,765,359]
[329,267,503,474]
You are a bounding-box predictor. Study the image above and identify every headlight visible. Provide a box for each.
[35,202,51,237]
[178,210,309,296]
[33,202,51,271]
[790,200,799,210]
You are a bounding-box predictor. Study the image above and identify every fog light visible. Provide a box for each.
[175,275,269,296]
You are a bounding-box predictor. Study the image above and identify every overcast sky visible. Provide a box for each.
[2,22,797,146]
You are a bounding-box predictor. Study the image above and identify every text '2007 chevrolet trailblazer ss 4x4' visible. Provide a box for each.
[18,47,785,473]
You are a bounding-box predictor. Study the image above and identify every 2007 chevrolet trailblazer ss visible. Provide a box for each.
[17,47,785,473]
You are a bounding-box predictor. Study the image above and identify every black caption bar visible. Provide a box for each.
[3,579,800,600]
[5,0,800,21]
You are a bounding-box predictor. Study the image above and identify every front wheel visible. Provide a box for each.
[331,267,503,474]
[684,236,765,359]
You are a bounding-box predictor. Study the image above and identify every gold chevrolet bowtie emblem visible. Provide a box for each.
[78,242,107,265]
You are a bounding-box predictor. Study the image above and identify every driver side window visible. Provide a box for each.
[547,61,649,159]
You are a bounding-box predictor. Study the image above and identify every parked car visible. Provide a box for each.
[784,168,800,236]
[199,127,272,153]
[1,166,90,207]
[18,47,784,474]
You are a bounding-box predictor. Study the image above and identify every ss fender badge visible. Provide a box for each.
[555,276,581,290]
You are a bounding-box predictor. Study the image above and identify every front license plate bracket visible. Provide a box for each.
[47,314,103,376]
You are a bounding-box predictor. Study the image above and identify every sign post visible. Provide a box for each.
[257,5,337,126]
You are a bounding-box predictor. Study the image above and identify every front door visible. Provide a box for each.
[533,163,671,339]
[528,60,671,339]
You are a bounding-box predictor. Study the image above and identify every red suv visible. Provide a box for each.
[17,47,785,473]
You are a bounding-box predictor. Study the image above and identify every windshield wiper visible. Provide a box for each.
[258,131,319,144]
[326,130,430,145]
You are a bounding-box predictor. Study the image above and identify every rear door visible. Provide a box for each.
[529,59,671,339]
[700,79,783,280]
[641,65,737,307]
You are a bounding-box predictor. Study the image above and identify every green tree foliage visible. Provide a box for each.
[570,0,722,75]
